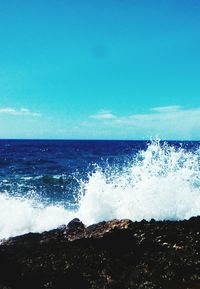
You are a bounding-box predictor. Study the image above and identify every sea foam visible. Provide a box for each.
[0,140,200,239]
[78,140,200,224]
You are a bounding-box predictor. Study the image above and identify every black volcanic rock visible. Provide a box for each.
[0,217,200,289]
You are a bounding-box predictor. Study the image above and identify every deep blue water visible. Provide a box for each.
[0,140,199,207]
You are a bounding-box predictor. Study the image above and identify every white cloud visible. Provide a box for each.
[90,110,116,120]
[88,106,200,139]
[150,105,182,113]
[0,107,41,117]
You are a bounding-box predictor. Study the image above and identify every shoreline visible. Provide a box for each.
[0,217,200,288]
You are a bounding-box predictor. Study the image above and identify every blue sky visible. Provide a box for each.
[0,0,200,139]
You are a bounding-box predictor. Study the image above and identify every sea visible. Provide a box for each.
[0,139,200,239]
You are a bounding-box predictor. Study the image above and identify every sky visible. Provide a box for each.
[0,0,200,140]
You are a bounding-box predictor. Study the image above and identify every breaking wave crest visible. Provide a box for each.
[1,141,200,239]
[78,140,200,224]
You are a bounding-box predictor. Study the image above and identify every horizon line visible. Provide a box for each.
[0,138,199,142]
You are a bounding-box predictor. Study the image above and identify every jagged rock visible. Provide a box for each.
[0,217,200,289]
[67,218,84,229]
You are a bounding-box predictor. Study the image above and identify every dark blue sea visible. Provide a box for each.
[0,139,200,239]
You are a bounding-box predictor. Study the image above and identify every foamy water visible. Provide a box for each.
[1,141,200,239]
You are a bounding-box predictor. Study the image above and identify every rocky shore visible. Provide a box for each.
[0,217,200,289]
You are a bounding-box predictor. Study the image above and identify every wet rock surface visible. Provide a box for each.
[0,217,200,289]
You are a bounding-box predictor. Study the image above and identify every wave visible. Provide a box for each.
[0,193,74,239]
[78,140,200,224]
[0,140,200,239]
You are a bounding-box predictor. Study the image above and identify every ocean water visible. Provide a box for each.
[0,139,200,239]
